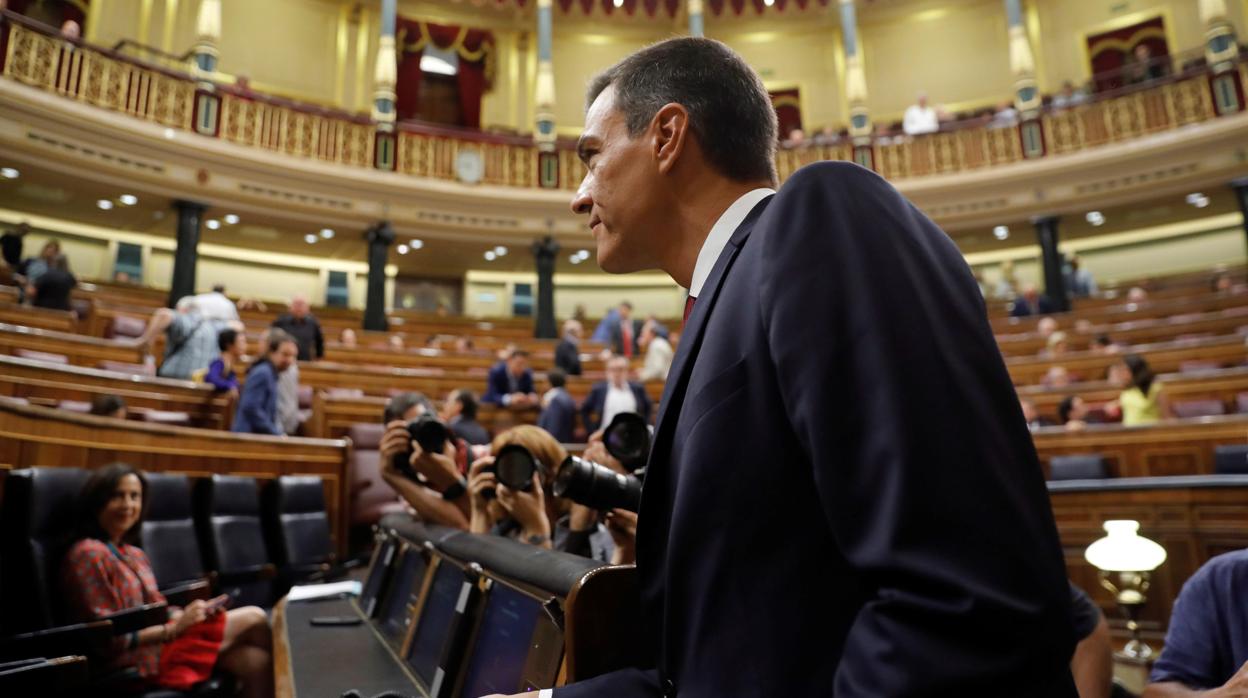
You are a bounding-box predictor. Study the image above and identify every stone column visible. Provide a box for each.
[1032,216,1069,313]
[1232,177,1248,256]
[191,0,221,79]
[372,0,398,129]
[838,0,872,168]
[168,201,205,308]
[688,0,705,38]
[364,222,394,332]
[534,0,556,152]
[533,237,560,339]
[1200,0,1243,115]
[1003,0,1043,157]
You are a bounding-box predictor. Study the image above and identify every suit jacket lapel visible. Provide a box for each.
[650,196,773,462]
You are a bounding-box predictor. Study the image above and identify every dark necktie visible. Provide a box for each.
[683,295,697,325]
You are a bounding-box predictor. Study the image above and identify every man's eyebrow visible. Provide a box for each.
[576,136,596,163]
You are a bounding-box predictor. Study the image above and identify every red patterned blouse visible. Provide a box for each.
[62,538,168,678]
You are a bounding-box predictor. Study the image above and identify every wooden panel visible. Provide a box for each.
[1005,334,1246,386]
[1033,415,1248,478]
[0,303,79,333]
[1020,366,1248,422]
[0,398,351,557]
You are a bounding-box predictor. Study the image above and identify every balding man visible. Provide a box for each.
[555,319,583,376]
[489,37,1075,698]
[271,293,323,361]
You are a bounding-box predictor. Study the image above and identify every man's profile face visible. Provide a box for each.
[571,86,666,274]
[271,341,298,372]
[508,355,527,376]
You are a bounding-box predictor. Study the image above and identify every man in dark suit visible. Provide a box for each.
[1011,284,1057,317]
[482,349,538,407]
[488,38,1075,698]
[580,354,652,433]
[537,369,577,443]
[607,301,642,358]
[555,319,583,376]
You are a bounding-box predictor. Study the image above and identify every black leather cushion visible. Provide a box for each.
[1048,455,1108,481]
[0,467,89,633]
[195,475,273,608]
[1215,444,1248,475]
[267,476,333,568]
[141,473,205,589]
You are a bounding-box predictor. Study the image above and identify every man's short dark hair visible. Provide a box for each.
[1057,396,1077,423]
[509,349,530,360]
[548,368,567,389]
[90,394,126,417]
[453,389,478,420]
[587,37,778,185]
[384,391,435,423]
[212,284,226,293]
[217,328,238,352]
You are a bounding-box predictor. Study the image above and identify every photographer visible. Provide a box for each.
[466,425,616,562]
[377,392,472,530]
[579,429,638,566]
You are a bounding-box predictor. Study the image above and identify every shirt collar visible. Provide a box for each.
[688,187,775,298]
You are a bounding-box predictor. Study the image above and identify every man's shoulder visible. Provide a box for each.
[1188,549,1248,592]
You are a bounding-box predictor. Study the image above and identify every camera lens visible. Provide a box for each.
[604,413,651,468]
[494,444,537,492]
[408,415,449,455]
[553,456,643,513]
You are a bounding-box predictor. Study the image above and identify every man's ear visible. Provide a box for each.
[651,103,690,175]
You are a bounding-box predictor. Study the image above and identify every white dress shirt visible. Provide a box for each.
[640,335,675,382]
[903,104,940,135]
[601,382,638,429]
[689,188,776,298]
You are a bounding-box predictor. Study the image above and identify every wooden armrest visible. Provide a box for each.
[0,621,112,662]
[161,579,212,606]
[103,602,168,635]
[212,563,277,586]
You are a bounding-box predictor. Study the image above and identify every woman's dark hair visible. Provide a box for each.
[217,327,239,352]
[1057,396,1079,424]
[74,463,148,546]
[1123,354,1155,394]
[454,389,479,420]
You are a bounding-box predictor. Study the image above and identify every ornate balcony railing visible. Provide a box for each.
[2,10,1245,192]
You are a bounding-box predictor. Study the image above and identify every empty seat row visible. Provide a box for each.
[1048,444,1248,480]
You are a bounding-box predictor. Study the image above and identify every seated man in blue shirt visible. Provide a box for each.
[482,349,538,408]
[1144,549,1248,697]
[231,330,299,435]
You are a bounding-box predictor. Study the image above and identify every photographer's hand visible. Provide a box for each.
[606,508,638,565]
[411,439,461,491]
[467,455,499,534]
[498,473,552,549]
[583,436,628,475]
[378,420,413,475]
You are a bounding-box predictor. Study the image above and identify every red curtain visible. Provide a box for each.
[395,19,494,128]
[770,88,802,138]
[554,0,681,16]
[1086,17,1169,93]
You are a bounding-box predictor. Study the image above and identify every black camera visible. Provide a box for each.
[553,456,643,513]
[603,412,651,469]
[391,415,450,480]
[476,444,544,500]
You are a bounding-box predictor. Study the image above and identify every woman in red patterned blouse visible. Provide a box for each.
[61,463,274,698]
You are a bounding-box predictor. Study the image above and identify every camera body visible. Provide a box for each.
[603,412,651,469]
[390,415,451,480]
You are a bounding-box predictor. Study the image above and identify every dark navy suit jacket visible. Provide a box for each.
[230,361,282,436]
[538,388,578,443]
[580,381,652,433]
[554,163,1077,697]
[481,362,535,405]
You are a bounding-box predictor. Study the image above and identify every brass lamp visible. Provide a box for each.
[1084,520,1168,659]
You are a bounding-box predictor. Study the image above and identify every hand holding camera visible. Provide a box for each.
[381,416,460,491]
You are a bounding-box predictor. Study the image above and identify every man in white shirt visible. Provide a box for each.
[638,319,674,382]
[902,91,940,135]
[194,284,240,322]
[580,354,651,433]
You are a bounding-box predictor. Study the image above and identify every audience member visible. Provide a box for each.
[274,346,302,436]
[465,425,615,561]
[483,349,538,407]
[194,284,239,322]
[203,328,245,397]
[1043,365,1073,389]
[782,127,806,148]
[1019,397,1048,431]
[537,369,577,444]
[149,297,231,380]
[590,306,620,344]
[231,330,297,436]
[1211,273,1233,293]
[89,394,127,419]
[572,304,589,326]
[113,270,133,284]
[1052,80,1089,110]
[453,335,474,353]
[1057,395,1088,431]
[1126,43,1166,85]
[0,220,28,268]
[338,328,358,348]
[442,389,491,446]
[1037,316,1059,340]
[555,319,583,376]
[271,294,323,361]
[638,319,674,382]
[1127,286,1149,302]
[1066,256,1098,298]
[61,464,274,698]
[59,18,80,40]
[1012,284,1056,317]
[988,100,1019,129]
[377,392,470,529]
[19,239,60,287]
[1043,331,1070,358]
[30,253,75,311]
[902,91,941,135]
[1144,549,1248,697]
[812,125,841,146]
[994,260,1019,299]
[1119,353,1165,426]
[609,301,642,358]
[1090,334,1119,355]
[581,354,652,433]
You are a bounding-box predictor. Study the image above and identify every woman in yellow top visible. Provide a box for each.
[1118,354,1166,426]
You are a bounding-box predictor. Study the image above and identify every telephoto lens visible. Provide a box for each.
[494,444,540,492]
[603,412,652,469]
[553,456,643,513]
[407,415,450,455]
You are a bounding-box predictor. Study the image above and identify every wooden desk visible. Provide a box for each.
[1033,414,1248,477]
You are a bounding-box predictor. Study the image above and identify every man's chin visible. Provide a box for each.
[596,251,647,275]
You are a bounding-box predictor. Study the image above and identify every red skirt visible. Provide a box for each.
[157,612,227,690]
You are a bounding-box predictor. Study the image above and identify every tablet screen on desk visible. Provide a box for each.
[359,537,398,618]
[406,561,465,687]
[377,547,427,642]
[457,584,544,698]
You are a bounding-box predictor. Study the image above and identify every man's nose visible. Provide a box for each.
[570,177,592,215]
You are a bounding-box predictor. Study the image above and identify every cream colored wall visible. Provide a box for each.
[211,0,342,105]
[713,25,845,131]
[463,271,685,319]
[859,0,1014,120]
[196,257,323,301]
[1029,0,1248,92]
[549,30,669,134]
[21,232,112,280]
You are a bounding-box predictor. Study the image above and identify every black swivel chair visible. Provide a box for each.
[140,473,212,605]
[1214,444,1248,475]
[263,476,344,596]
[1048,454,1109,481]
[194,475,277,609]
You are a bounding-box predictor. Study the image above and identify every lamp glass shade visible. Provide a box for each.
[1084,520,1167,572]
